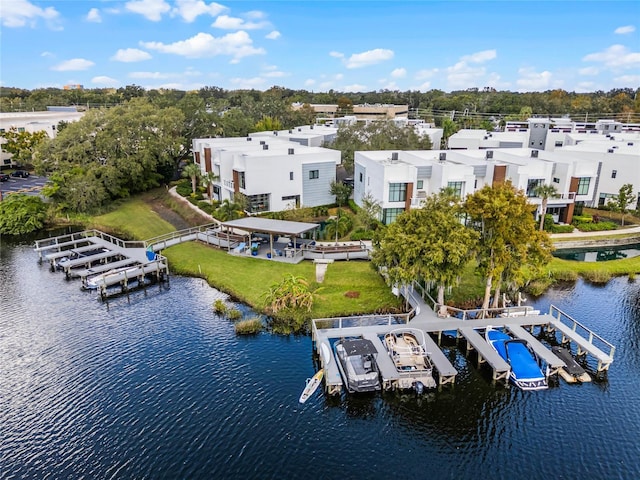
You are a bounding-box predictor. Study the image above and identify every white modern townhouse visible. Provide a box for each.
[448,117,640,152]
[353,147,601,225]
[248,124,338,147]
[192,136,341,213]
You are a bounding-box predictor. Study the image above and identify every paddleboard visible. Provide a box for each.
[298,370,324,404]
[320,342,331,364]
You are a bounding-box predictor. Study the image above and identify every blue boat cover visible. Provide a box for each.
[486,330,544,381]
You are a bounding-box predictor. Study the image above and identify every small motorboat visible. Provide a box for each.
[384,328,436,391]
[85,266,140,290]
[334,338,381,393]
[299,370,324,404]
[551,346,591,383]
[485,327,548,391]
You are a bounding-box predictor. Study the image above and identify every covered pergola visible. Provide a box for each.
[220,217,319,260]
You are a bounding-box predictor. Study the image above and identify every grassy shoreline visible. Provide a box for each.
[61,189,640,314]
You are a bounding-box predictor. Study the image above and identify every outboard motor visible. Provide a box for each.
[414,381,424,395]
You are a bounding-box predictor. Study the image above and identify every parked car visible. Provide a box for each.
[11,170,30,178]
[0,173,9,182]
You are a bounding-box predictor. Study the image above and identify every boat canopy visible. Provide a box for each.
[339,338,378,356]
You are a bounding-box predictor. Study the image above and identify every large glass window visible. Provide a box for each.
[527,178,544,197]
[309,170,319,179]
[447,181,464,198]
[388,183,407,202]
[248,193,270,213]
[417,180,424,189]
[577,177,590,195]
[238,171,246,189]
[382,208,404,225]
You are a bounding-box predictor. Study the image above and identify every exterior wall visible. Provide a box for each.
[301,162,336,207]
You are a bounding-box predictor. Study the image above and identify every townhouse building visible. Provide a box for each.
[353,147,603,225]
[191,136,341,213]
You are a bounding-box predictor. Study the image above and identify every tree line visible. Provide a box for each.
[2,85,638,123]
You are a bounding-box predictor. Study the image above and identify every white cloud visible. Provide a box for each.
[141,31,265,60]
[460,49,497,63]
[578,66,599,76]
[86,8,101,23]
[130,71,172,79]
[335,73,344,80]
[111,48,152,62]
[212,14,268,30]
[0,0,59,28]
[415,81,431,91]
[172,0,226,22]
[319,81,334,90]
[304,79,316,87]
[51,58,95,71]
[379,80,399,90]
[516,67,552,91]
[329,51,344,59]
[575,82,596,93]
[265,30,280,40]
[92,76,119,87]
[342,83,367,92]
[614,25,635,35]
[263,70,287,78]
[583,44,640,69]
[41,51,54,57]
[245,10,266,20]
[344,49,394,69]
[614,74,640,85]
[415,68,438,80]
[390,68,406,79]
[125,0,170,21]
[230,76,266,89]
[446,62,487,89]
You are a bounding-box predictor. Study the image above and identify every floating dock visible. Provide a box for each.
[312,283,615,395]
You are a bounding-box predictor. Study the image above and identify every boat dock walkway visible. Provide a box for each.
[34,230,170,299]
[312,282,615,394]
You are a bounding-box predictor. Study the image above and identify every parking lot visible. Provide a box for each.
[0,173,48,199]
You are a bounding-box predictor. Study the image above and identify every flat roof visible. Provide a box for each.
[221,217,319,236]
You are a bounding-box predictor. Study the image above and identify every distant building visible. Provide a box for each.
[293,103,409,122]
[63,84,84,90]
[249,124,338,147]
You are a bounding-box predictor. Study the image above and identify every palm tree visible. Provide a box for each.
[324,209,352,245]
[201,171,220,204]
[262,274,314,314]
[533,184,558,231]
[215,199,243,221]
[182,163,201,195]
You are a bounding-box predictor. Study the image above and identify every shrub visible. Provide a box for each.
[175,179,192,197]
[582,270,611,284]
[572,215,592,224]
[235,317,263,335]
[575,221,617,232]
[525,278,554,296]
[350,229,374,241]
[348,199,360,212]
[227,308,243,321]
[629,272,636,282]
[553,270,578,282]
[550,224,575,233]
[213,299,227,315]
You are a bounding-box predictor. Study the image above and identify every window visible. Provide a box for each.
[388,183,407,202]
[248,193,270,213]
[309,170,319,179]
[527,178,544,197]
[382,208,404,225]
[417,180,424,190]
[359,172,363,182]
[447,181,464,198]
[0,128,5,133]
[289,171,294,181]
[576,177,590,195]
[611,170,617,179]
[18,127,25,132]
[555,141,563,147]
[553,177,560,184]
[238,171,246,189]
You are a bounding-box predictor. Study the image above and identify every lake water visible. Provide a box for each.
[1,234,639,479]
[553,242,640,262]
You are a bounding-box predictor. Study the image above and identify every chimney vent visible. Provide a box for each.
[486,150,493,160]
[259,140,265,145]
[531,150,539,158]
[263,144,269,150]
[608,148,614,153]
[246,137,252,141]
[288,148,294,155]
[439,152,446,162]
[391,152,398,161]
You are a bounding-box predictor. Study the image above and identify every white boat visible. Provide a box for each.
[384,328,437,391]
[299,370,324,404]
[85,266,140,290]
[334,338,381,393]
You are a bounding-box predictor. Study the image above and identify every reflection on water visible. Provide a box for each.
[1,235,639,479]
[553,243,640,262]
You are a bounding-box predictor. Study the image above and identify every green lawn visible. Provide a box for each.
[163,242,402,318]
[88,197,176,240]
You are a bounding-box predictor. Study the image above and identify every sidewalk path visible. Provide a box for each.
[550,224,640,240]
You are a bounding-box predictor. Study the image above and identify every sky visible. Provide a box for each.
[1,0,639,93]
